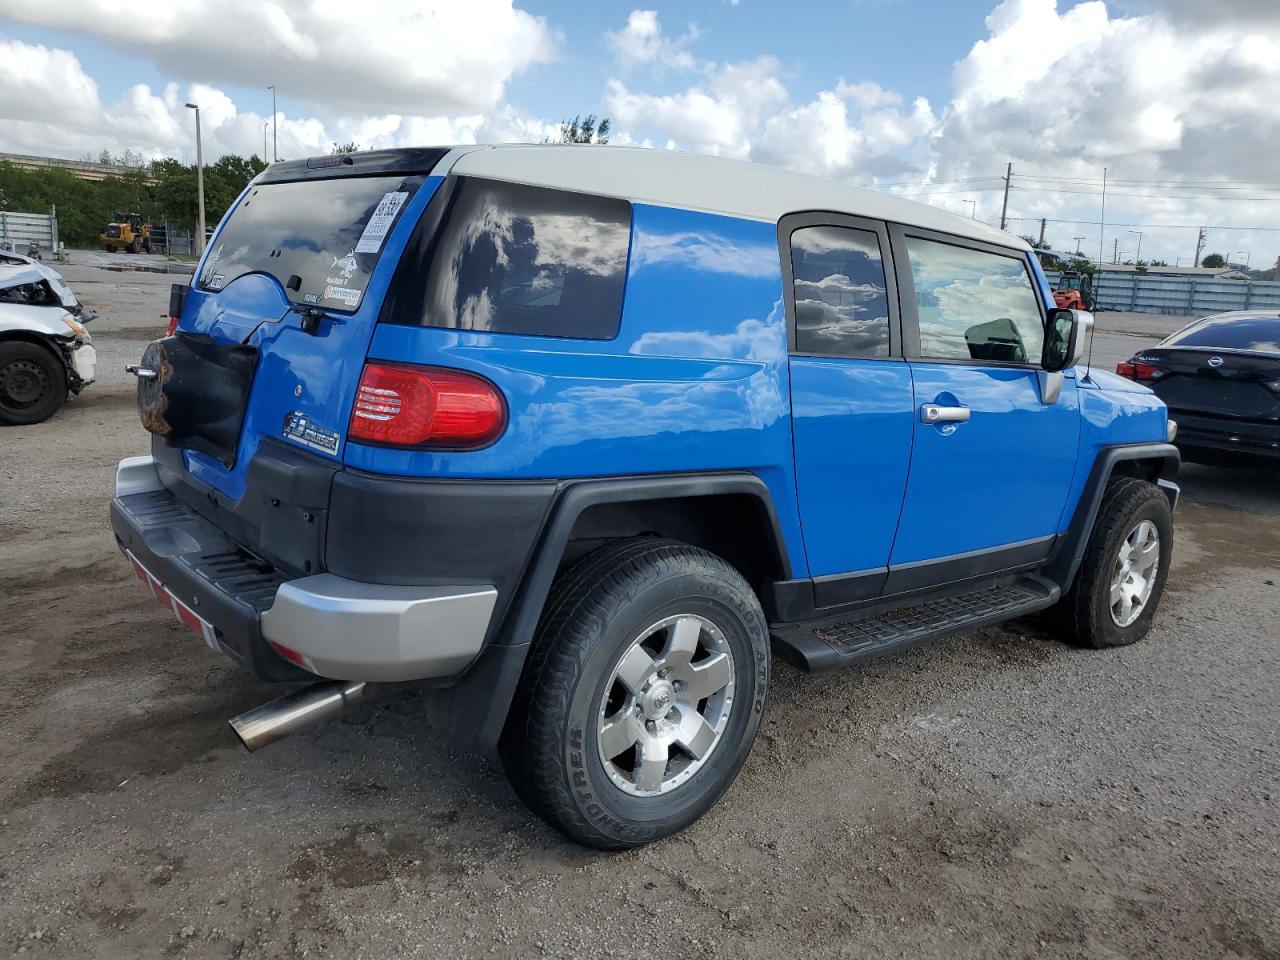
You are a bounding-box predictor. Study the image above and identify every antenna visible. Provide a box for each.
[1084,316,1095,382]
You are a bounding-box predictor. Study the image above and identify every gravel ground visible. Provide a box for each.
[1,262,1277,959]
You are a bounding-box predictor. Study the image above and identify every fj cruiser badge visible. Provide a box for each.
[283,411,340,455]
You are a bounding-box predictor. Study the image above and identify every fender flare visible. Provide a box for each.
[427,472,790,753]
[1044,442,1180,588]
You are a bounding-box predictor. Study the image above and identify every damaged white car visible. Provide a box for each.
[0,252,96,425]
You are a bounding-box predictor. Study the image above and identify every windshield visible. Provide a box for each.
[199,174,424,312]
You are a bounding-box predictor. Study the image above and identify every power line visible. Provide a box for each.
[869,175,1004,188]
[1013,173,1280,189]
[891,186,1007,196]
[1010,185,1280,201]
[1004,216,1280,232]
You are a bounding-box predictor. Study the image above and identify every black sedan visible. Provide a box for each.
[1118,311,1280,461]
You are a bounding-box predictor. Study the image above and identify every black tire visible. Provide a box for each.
[1048,477,1173,648]
[103,245,115,253]
[128,238,140,254]
[0,340,67,426]
[500,537,770,849]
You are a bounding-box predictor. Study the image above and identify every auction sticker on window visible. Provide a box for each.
[354,191,408,254]
[323,284,361,307]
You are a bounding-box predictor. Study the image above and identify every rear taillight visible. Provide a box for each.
[1116,360,1164,381]
[349,362,506,448]
[166,315,180,336]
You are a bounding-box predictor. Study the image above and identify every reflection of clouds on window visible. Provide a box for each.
[790,226,889,357]
[906,238,1044,363]
[423,178,630,339]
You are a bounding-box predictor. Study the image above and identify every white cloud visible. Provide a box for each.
[0,0,556,115]
[0,35,560,163]
[607,10,698,69]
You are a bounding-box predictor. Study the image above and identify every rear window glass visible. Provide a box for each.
[198,174,424,312]
[381,177,631,340]
[1164,314,1280,354]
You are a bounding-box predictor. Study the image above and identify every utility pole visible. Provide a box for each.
[1128,230,1143,263]
[268,84,278,162]
[1038,217,1046,246]
[1193,227,1207,268]
[999,161,1012,231]
[963,199,976,219]
[263,120,269,163]
[1098,166,1107,268]
[185,102,205,256]
[1073,236,1086,254]
[1113,238,1118,264]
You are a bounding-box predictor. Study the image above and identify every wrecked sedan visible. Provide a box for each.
[0,252,96,425]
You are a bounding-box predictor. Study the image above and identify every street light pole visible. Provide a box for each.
[963,199,976,219]
[263,120,269,163]
[185,102,205,256]
[1073,236,1086,255]
[268,85,277,161]
[1128,230,1142,263]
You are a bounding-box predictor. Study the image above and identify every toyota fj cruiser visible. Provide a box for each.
[112,145,1178,848]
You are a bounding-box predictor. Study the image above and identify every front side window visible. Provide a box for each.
[905,237,1044,364]
[384,177,631,340]
[790,225,890,357]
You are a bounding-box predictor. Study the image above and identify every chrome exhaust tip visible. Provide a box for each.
[229,680,366,752]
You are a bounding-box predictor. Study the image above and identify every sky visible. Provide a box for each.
[0,0,1278,267]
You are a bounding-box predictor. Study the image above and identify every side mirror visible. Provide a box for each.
[1043,307,1094,372]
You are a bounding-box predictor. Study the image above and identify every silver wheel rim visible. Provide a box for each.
[596,613,735,797]
[1110,519,1160,628]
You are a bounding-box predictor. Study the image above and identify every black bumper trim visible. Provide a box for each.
[110,489,309,682]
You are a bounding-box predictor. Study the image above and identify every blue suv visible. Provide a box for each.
[112,145,1179,848]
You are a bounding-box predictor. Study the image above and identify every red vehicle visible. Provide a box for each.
[1053,270,1095,311]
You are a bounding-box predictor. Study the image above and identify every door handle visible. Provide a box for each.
[920,403,971,424]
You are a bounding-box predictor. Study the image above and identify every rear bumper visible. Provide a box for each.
[110,455,496,682]
[1171,411,1280,459]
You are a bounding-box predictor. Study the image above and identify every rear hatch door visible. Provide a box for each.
[173,152,448,501]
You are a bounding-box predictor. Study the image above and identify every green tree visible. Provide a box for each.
[1201,253,1226,268]
[331,141,360,154]
[550,114,610,144]
[1019,235,1050,250]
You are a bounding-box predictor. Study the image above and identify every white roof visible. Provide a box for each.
[445,145,1024,251]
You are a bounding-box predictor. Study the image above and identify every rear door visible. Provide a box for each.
[176,158,446,500]
[888,228,1080,587]
[784,213,915,605]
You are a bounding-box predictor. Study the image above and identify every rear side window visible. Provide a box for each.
[790,226,890,357]
[905,237,1044,364]
[382,177,631,340]
[1164,314,1280,354]
[198,174,424,312]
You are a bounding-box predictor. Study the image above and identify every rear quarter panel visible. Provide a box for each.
[354,203,808,575]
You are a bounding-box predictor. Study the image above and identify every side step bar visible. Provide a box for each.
[769,575,1059,672]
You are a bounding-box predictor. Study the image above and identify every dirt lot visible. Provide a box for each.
[2,262,1277,959]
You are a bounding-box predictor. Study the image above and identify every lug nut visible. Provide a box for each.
[645,720,657,733]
